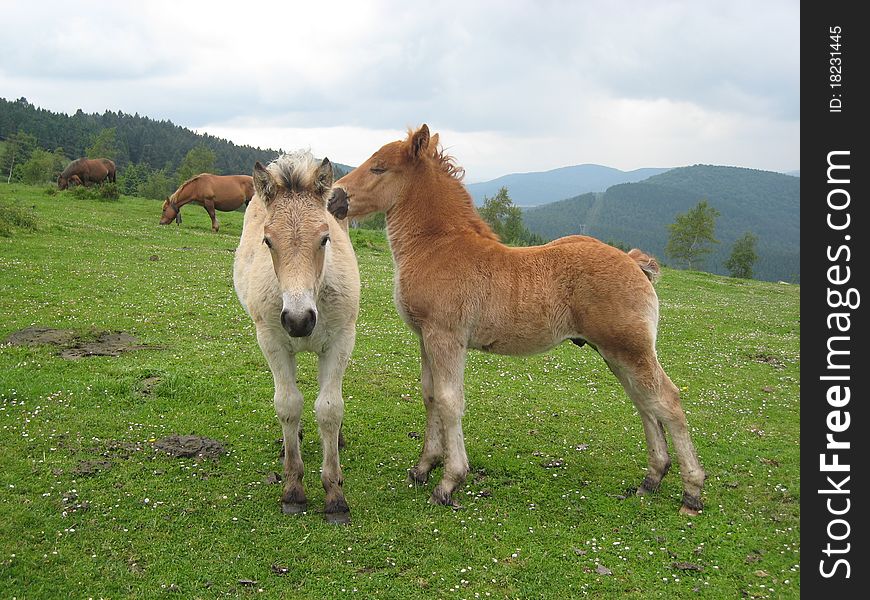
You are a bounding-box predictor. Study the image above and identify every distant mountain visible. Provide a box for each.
[522,165,800,283]
[784,170,800,177]
[465,164,671,207]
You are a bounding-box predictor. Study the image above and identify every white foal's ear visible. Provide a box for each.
[315,157,334,197]
[410,124,430,159]
[253,161,277,205]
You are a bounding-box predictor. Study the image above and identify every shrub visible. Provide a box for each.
[68,185,96,200]
[66,182,120,201]
[0,200,38,237]
[98,182,121,201]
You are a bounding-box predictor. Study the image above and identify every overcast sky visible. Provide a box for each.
[0,0,799,182]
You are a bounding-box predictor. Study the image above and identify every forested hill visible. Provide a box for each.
[0,97,351,176]
[521,165,800,283]
[466,164,671,207]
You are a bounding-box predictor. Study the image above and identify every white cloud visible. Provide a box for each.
[0,0,800,179]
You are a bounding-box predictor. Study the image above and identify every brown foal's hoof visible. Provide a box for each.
[407,466,429,485]
[679,492,703,516]
[281,501,308,515]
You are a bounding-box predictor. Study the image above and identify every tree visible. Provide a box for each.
[725,231,758,279]
[1,131,37,183]
[479,187,513,239]
[665,199,720,270]
[119,162,151,195]
[176,145,217,183]
[477,187,542,246]
[138,169,175,200]
[86,127,120,160]
[18,148,67,184]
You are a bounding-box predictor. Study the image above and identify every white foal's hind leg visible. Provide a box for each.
[408,338,445,485]
[256,326,306,514]
[316,331,354,524]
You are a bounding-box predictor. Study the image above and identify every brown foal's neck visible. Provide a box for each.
[385,169,497,261]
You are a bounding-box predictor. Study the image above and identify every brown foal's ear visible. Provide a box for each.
[410,124,430,159]
[315,157,334,196]
[252,161,277,205]
[327,187,349,220]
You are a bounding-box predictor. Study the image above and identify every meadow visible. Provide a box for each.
[0,185,800,598]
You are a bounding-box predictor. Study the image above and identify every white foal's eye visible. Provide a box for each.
[320,234,330,247]
[263,237,273,248]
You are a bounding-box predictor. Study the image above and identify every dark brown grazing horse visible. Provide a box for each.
[58,158,116,189]
[160,174,255,232]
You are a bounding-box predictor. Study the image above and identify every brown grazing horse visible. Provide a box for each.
[57,158,116,189]
[160,174,255,232]
[328,125,705,515]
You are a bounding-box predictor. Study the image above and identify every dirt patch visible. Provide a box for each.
[140,376,162,396]
[71,459,112,476]
[102,439,148,459]
[751,352,786,369]
[3,326,151,360]
[153,435,226,459]
[61,491,90,515]
[4,327,77,346]
[61,332,149,360]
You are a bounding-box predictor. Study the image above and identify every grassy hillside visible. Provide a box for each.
[522,166,800,283]
[1,184,800,598]
[466,164,670,207]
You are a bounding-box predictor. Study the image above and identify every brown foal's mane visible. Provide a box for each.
[408,130,499,242]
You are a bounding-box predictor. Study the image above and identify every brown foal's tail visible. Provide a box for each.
[628,248,661,283]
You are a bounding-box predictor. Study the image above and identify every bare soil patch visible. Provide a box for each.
[153,435,227,459]
[3,326,150,359]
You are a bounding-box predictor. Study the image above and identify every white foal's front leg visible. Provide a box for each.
[316,330,355,524]
[256,326,306,514]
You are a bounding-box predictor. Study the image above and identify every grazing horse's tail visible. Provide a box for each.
[628,248,660,284]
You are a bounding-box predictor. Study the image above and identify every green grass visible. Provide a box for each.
[0,183,800,598]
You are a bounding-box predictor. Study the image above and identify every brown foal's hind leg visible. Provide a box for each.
[408,339,444,485]
[633,417,671,495]
[605,352,705,515]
